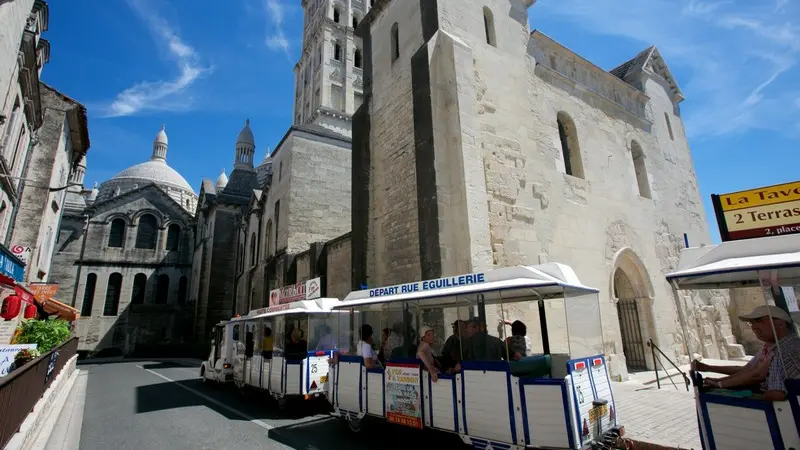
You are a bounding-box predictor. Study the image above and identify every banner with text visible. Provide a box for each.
[268,277,322,306]
[384,363,422,429]
[713,181,800,241]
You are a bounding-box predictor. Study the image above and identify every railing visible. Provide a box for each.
[647,338,690,391]
[0,337,79,449]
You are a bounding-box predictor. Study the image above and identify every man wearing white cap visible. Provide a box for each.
[417,326,441,382]
[693,305,800,401]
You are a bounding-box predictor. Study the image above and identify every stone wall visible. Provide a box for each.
[325,233,351,299]
[49,214,87,306]
[356,0,740,377]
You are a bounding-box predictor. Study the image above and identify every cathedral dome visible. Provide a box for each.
[237,119,255,147]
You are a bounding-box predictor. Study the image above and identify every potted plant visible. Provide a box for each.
[12,319,70,352]
[13,348,41,368]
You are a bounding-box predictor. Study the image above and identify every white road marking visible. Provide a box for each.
[136,365,274,431]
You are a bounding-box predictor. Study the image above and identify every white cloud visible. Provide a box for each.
[102,0,211,117]
[264,0,292,60]
[535,0,800,139]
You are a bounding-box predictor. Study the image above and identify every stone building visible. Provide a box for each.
[190,121,264,343]
[294,0,371,137]
[0,0,49,245]
[51,126,197,355]
[9,83,89,284]
[348,0,742,378]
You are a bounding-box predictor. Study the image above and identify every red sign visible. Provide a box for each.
[14,286,35,305]
[592,358,603,367]
[574,361,586,371]
[28,284,59,301]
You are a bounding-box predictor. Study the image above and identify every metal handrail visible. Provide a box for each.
[647,338,690,391]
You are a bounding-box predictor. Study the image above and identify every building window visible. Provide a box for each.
[334,42,342,61]
[274,200,280,252]
[1,99,21,160]
[166,224,181,251]
[664,112,675,140]
[131,273,147,305]
[178,276,188,305]
[556,111,584,179]
[81,273,97,316]
[352,14,360,29]
[135,214,158,249]
[391,23,399,62]
[333,6,341,23]
[155,274,170,304]
[631,140,652,199]
[108,219,126,248]
[103,273,122,316]
[483,7,496,47]
[354,48,363,68]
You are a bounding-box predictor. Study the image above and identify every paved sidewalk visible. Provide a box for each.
[38,370,88,450]
[613,381,700,449]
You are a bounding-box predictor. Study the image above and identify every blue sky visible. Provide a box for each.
[43,0,798,243]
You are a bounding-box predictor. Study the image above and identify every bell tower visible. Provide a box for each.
[292,0,375,138]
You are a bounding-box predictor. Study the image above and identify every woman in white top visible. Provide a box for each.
[357,324,381,369]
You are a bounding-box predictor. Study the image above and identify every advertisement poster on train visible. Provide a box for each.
[385,363,422,429]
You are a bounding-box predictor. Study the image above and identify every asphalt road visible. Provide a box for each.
[77,359,465,450]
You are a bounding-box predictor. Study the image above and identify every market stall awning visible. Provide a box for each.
[39,298,79,321]
[666,234,800,290]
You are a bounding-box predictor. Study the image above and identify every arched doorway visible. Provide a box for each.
[611,248,655,372]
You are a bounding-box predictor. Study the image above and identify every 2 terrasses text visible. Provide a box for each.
[368,273,487,297]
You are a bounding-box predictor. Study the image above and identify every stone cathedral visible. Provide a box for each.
[350,0,743,378]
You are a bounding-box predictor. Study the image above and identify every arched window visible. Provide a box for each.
[631,141,652,199]
[155,274,170,304]
[239,243,245,272]
[334,42,342,61]
[178,276,188,305]
[556,112,584,179]
[352,14,360,29]
[108,219,126,248]
[483,7,496,47]
[80,273,97,316]
[354,48,363,69]
[103,273,122,316]
[250,232,257,266]
[131,273,147,305]
[333,6,341,23]
[664,112,674,140]
[166,224,181,251]
[135,214,158,249]
[391,23,399,62]
[265,220,273,256]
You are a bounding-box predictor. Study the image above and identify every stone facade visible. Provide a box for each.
[0,0,49,246]
[9,83,89,284]
[50,127,197,355]
[353,0,742,378]
[231,125,352,314]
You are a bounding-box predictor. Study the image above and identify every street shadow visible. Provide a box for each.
[135,378,330,422]
[268,416,467,450]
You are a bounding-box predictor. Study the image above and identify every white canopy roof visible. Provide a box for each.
[227,298,341,323]
[666,234,800,290]
[336,263,598,310]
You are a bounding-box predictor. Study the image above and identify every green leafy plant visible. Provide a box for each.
[12,319,70,353]
[13,348,41,367]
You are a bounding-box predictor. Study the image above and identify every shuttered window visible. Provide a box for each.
[166,224,180,251]
[103,273,122,316]
[155,274,170,304]
[136,214,158,249]
[81,273,97,316]
[178,276,188,305]
[108,219,126,248]
[131,273,147,304]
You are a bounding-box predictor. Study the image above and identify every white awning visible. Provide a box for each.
[227,298,342,323]
[336,263,598,310]
[666,234,800,290]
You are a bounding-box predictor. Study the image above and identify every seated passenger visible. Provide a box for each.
[382,323,404,361]
[315,324,336,351]
[417,326,441,382]
[284,326,308,360]
[262,327,274,358]
[695,305,800,401]
[358,324,382,369]
[441,320,464,371]
[462,319,506,362]
[378,328,390,364]
[504,320,528,361]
